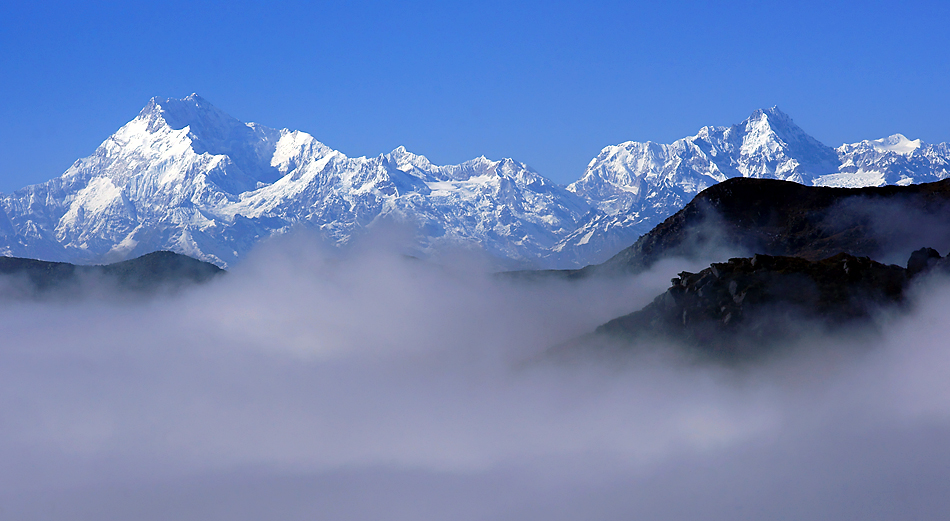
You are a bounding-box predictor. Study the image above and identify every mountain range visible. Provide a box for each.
[2,95,948,268]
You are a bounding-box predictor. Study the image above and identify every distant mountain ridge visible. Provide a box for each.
[558,108,950,264]
[1,95,947,268]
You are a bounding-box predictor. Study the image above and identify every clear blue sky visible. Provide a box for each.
[1,0,948,192]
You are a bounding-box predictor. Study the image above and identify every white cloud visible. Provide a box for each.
[1,230,949,520]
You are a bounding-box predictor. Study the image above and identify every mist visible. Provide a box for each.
[2,231,949,520]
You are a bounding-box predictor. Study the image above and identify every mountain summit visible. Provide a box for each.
[1,96,948,268]
[557,107,949,264]
[0,95,587,267]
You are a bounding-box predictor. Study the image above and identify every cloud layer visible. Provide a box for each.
[2,231,949,520]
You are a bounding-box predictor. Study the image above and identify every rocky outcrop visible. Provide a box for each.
[578,248,950,361]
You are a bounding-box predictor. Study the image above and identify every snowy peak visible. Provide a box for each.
[140,93,236,131]
[818,133,946,188]
[749,105,794,127]
[730,106,839,181]
[384,146,440,178]
[138,93,275,150]
[557,106,950,265]
[569,106,839,209]
[739,106,802,147]
[136,94,283,186]
[746,106,818,149]
[870,133,922,154]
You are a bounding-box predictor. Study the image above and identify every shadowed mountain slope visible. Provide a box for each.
[0,251,223,296]
[596,253,906,360]
[528,177,950,280]
[559,248,950,363]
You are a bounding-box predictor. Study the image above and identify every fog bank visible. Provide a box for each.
[1,232,949,520]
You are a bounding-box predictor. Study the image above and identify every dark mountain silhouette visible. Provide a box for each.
[556,248,950,363]
[596,178,950,273]
[535,177,950,361]
[512,177,950,281]
[597,177,950,273]
[0,251,223,297]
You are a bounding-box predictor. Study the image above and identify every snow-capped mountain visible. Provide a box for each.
[1,96,948,269]
[815,133,950,187]
[558,108,950,264]
[0,94,588,268]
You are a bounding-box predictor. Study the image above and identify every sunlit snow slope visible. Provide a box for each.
[0,95,587,268]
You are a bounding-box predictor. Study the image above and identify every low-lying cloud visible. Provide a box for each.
[2,231,949,520]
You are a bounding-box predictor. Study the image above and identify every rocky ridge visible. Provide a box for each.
[568,248,950,362]
[595,253,906,358]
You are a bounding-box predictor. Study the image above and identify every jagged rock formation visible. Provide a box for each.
[591,252,912,360]
[0,251,223,297]
[551,247,950,363]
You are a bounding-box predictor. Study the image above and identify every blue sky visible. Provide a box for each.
[1,0,948,192]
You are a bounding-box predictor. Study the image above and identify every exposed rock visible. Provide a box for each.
[570,247,949,362]
[907,247,941,277]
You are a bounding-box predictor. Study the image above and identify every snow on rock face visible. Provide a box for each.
[871,133,922,154]
[0,96,947,269]
[0,96,589,268]
[563,107,839,262]
[815,134,950,188]
[560,108,950,262]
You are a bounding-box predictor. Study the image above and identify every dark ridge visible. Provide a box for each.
[0,251,223,297]
[506,177,950,280]
[557,248,950,363]
[97,251,223,290]
[0,257,79,291]
[598,178,950,273]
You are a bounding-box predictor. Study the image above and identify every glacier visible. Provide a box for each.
[1,95,948,268]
